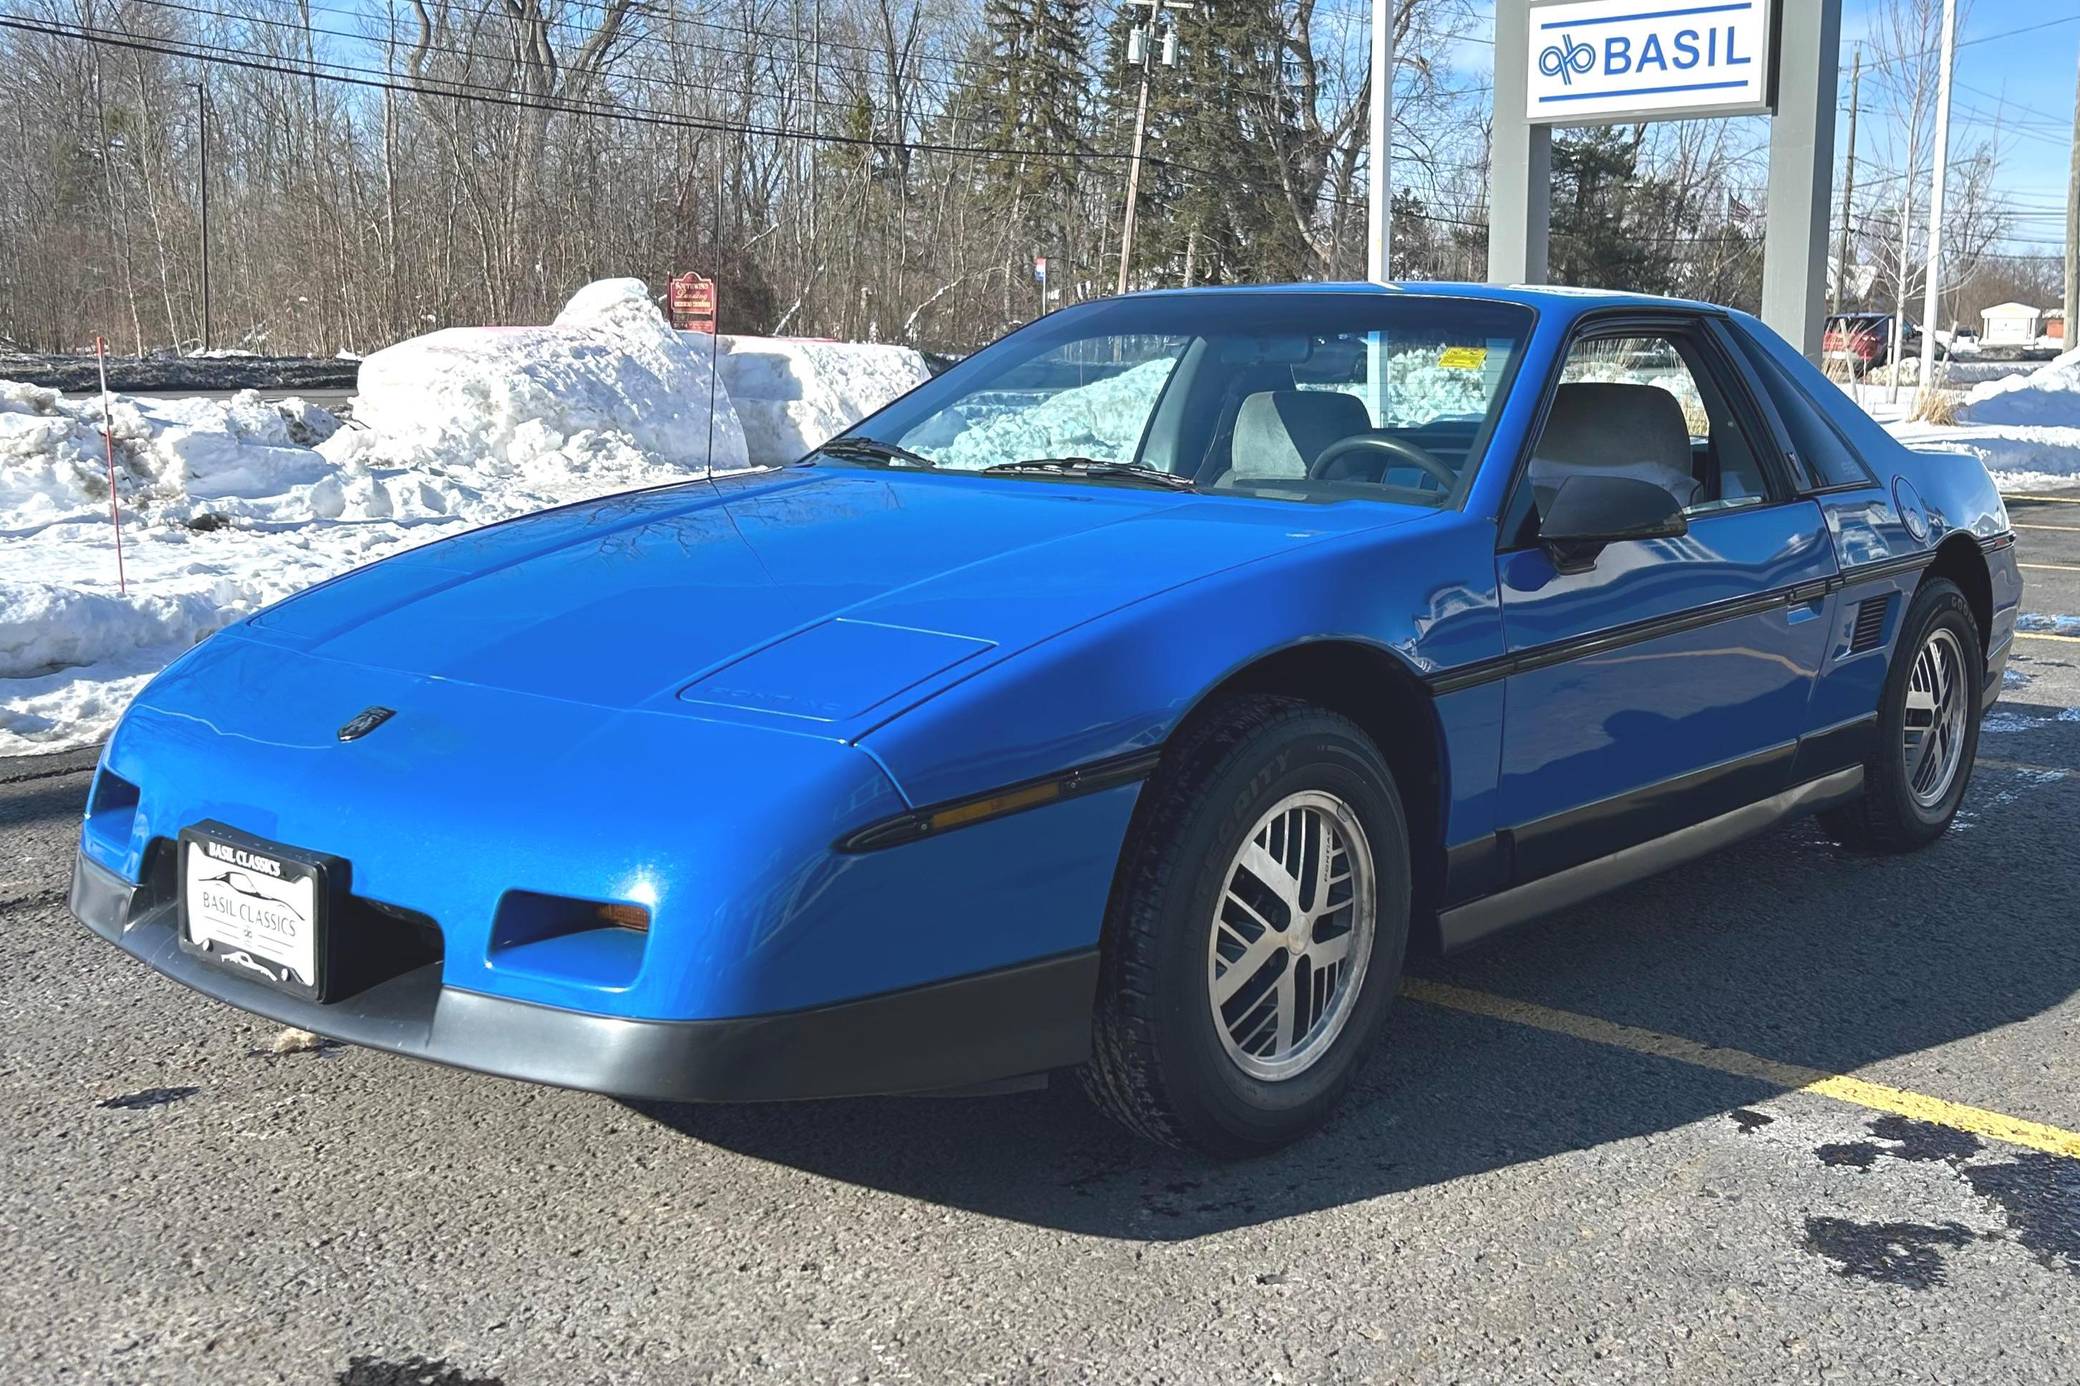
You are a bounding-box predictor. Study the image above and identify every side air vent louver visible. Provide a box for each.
[1850,593,1894,654]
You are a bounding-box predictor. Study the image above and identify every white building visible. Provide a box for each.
[1980,301,2043,347]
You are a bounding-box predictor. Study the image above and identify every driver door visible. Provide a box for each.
[1493,322,1838,883]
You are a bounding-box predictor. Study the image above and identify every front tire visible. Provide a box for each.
[1823,577,1983,852]
[1082,697,1410,1156]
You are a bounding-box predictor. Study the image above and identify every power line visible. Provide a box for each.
[118,0,1009,141]
[0,12,1394,221]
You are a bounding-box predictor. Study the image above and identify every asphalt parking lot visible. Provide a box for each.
[5,500,2080,1384]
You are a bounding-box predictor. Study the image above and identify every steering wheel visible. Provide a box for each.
[1308,433,1458,490]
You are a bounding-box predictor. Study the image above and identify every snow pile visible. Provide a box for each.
[337,276,749,516]
[713,336,930,466]
[1873,350,2080,488]
[1,278,924,754]
[1959,348,2080,427]
[905,357,1174,469]
[0,582,228,680]
[1,380,341,534]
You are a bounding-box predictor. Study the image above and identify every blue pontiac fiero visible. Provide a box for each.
[71,285,2018,1154]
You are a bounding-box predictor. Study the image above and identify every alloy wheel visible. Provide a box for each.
[1206,790,1375,1082]
[1903,625,1970,808]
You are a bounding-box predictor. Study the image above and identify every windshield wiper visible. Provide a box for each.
[819,436,941,469]
[982,457,1196,490]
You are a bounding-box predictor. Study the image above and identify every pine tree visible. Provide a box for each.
[945,0,1093,310]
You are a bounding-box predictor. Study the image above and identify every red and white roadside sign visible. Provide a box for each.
[669,273,717,333]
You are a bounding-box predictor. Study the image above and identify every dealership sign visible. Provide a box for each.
[1526,0,1776,125]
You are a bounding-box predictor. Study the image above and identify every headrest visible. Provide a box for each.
[1529,381,1698,510]
[1537,382,1693,473]
[1231,390,1372,479]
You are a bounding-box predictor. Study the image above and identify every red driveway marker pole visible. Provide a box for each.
[95,335,127,596]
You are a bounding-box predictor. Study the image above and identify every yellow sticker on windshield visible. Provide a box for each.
[1438,346,1489,370]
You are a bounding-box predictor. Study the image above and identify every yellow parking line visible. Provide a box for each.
[1402,979,2080,1161]
[2019,630,2080,644]
[2020,563,2080,573]
[2015,522,2080,532]
[2004,493,2080,504]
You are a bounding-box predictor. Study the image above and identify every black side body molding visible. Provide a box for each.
[1428,552,1939,696]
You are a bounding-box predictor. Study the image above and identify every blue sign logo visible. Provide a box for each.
[1539,34,1595,86]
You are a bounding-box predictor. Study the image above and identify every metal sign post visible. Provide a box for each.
[1366,0,1394,284]
[1490,0,1842,359]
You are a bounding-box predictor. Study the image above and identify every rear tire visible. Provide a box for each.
[1822,578,1982,853]
[1081,696,1410,1156]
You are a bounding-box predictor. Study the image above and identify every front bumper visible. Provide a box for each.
[71,852,1097,1102]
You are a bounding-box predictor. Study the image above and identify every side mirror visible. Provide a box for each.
[1537,474,1688,573]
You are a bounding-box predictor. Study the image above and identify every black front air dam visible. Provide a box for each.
[69,852,1097,1103]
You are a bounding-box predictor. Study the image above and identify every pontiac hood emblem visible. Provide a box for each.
[337,706,396,742]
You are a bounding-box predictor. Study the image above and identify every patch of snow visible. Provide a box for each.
[1889,419,2080,488]
[1874,350,2080,487]
[1959,348,2080,427]
[346,275,750,506]
[710,335,930,466]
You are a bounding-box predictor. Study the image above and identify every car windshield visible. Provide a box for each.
[820,292,1534,506]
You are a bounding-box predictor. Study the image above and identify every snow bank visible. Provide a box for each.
[712,335,930,466]
[1960,348,2080,427]
[1,277,925,754]
[1888,419,2080,490]
[346,276,749,510]
[1,380,342,534]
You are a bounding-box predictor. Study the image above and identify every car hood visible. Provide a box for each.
[227,467,1423,728]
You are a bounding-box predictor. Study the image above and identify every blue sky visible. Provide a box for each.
[1840,1,2078,252]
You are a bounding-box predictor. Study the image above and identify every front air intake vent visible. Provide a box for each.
[1850,593,1894,654]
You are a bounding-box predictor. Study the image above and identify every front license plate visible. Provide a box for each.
[178,823,333,1001]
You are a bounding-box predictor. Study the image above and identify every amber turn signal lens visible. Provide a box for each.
[926,779,1062,832]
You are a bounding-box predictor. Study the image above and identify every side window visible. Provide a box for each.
[1725,321,1880,489]
[1529,332,1773,519]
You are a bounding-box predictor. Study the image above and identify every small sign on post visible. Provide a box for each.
[669,273,717,333]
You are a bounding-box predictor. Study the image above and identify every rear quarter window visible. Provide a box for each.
[1725,316,1881,489]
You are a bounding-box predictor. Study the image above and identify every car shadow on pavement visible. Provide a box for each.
[630,706,2080,1240]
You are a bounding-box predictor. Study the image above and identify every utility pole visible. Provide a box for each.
[192,81,211,354]
[1366,0,1394,282]
[1832,45,1861,317]
[1115,0,1189,296]
[1889,120,1916,408]
[1917,0,1957,397]
[2066,44,2079,344]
